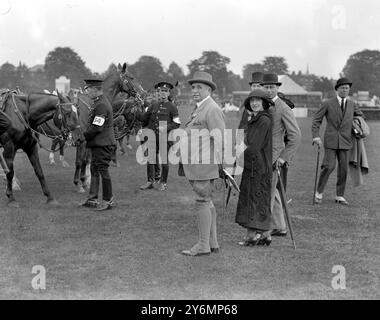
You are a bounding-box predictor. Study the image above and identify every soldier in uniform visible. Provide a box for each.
[79,79,116,211]
[138,81,181,191]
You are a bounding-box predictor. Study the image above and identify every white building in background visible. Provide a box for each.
[55,76,70,94]
[353,91,380,107]
[232,75,322,118]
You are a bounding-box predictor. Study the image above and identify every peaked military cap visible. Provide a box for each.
[84,79,103,89]
[154,81,174,90]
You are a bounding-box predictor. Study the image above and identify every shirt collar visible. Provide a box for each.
[337,96,345,104]
[196,95,210,108]
[272,96,279,102]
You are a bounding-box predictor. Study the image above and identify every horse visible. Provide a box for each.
[0,90,83,207]
[112,95,143,155]
[70,89,92,192]
[38,115,74,168]
[40,89,71,167]
[72,62,146,193]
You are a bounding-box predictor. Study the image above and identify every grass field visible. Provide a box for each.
[0,105,379,300]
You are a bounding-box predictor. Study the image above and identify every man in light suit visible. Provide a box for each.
[180,71,226,256]
[262,74,301,237]
[312,78,363,206]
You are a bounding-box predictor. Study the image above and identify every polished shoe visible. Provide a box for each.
[238,236,260,247]
[79,199,99,208]
[181,249,211,257]
[157,182,167,191]
[140,181,154,190]
[210,247,220,253]
[314,192,323,204]
[256,234,272,246]
[94,200,113,211]
[271,229,287,237]
[335,196,349,205]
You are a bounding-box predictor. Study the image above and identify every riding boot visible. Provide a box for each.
[88,174,100,201]
[102,177,113,202]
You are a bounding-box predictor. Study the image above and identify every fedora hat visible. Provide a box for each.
[154,81,174,90]
[335,77,352,91]
[188,71,217,91]
[262,73,282,86]
[249,72,264,85]
[243,89,274,111]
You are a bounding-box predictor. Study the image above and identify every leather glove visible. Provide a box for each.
[312,137,322,147]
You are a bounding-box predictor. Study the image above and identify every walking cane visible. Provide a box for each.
[276,165,296,250]
[312,143,321,205]
[225,160,237,208]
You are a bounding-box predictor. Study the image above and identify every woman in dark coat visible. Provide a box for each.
[235,89,274,246]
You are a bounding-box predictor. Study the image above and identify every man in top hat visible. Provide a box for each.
[179,71,226,256]
[312,78,363,206]
[238,72,264,129]
[262,73,301,237]
[137,81,181,191]
[80,79,116,211]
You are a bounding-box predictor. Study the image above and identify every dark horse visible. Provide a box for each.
[0,90,83,206]
[72,63,146,193]
[112,95,143,155]
[38,109,77,168]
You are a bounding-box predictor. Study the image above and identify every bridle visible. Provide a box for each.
[33,97,79,151]
[119,72,145,106]
[113,98,143,140]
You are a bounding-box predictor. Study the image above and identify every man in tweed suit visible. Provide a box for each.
[312,78,363,206]
[180,71,226,256]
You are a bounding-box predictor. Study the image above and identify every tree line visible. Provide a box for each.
[1,47,379,98]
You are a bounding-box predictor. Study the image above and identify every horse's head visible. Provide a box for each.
[55,91,84,146]
[67,88,82,105]
[103,63,146,106]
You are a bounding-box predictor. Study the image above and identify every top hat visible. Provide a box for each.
[188,71,217,91]
[243,89,274,111]
[261,73,282,86]
[249,72,264,85]
[335,77,352,91]
[84,79,103,89]
[154,81,174,90]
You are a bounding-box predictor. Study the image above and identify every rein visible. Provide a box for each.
[114,99,142,140]
[8,93,76,152]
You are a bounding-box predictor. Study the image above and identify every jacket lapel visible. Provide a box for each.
[341,99,353,122]
[192,98,209,119]
[332,97,343,121]
[186,98,209,126]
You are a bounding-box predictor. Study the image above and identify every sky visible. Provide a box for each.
[1,0,380,79]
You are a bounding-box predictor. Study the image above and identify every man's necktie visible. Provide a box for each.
[341,98,345,113]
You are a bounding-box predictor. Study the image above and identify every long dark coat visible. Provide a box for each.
[235,110,273,231]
